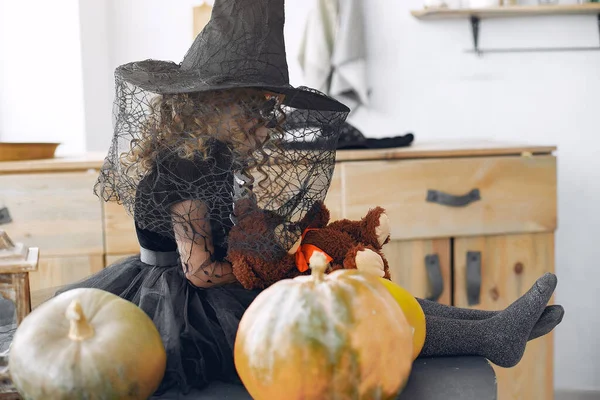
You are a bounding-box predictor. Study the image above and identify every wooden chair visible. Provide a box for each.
[0,231,38,325]
[0,231,38,399]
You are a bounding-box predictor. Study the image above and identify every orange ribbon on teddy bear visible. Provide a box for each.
[295,228,333,273]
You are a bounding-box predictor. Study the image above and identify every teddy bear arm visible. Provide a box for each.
[229,251,303,290]
[343,244,391,279]
[300,201,330,229]
[262,254,306,284]
[229,252,268,290]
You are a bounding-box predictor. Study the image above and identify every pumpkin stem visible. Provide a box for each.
[66,300,95,341]
[309,251,328,282]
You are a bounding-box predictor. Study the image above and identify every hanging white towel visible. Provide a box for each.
[297,0,369,111]
[297,0,338,94]
[330,0,369,108]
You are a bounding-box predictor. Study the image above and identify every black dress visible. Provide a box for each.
[56,140,262,395]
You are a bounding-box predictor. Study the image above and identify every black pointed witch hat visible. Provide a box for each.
[115,0,349,113]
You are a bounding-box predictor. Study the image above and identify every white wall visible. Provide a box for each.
[0,0,208,155]
[76,0,208,152]
[290,0,600,391]
[78,0,114,152]
[0,0,86,156]
[107,0,205,72]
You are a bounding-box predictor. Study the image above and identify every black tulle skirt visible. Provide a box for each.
[56,255,262,395]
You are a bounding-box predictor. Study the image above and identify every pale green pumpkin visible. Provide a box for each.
[8,288,166,400]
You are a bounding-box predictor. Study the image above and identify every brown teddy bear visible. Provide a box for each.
[226,198,392,290]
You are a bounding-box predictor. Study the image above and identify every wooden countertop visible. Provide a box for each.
[0,152,107,174]
[0,141,556,173]
[335,140,556,162]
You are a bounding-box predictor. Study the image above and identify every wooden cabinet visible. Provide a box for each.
[103,201,138,263]
[0,141,557,399]
[29,255,104,302]
[0,165,104,306]
[335,142,557,400]
[0,171,103,256]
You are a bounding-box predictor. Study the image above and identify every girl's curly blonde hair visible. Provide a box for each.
[119,88,287,189]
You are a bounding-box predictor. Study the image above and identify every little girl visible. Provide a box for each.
[61,85,333,394]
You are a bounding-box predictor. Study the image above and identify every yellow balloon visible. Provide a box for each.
[378,278,426,360]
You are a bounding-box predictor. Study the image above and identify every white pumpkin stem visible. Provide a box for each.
[309,251,328,282]
[66,300,95,341]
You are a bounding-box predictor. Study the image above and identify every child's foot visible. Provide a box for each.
[529,304,564,341]
[483,273,558,367]
[416,299,564,342]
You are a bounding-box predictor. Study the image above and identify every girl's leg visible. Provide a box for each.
[417,298,564,341]
[417,298,498,320]
[418,273,560,368]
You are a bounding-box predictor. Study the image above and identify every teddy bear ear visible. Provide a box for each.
[302,201,330,228]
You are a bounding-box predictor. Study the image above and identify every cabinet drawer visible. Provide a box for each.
[0,172,103,256]
[342,155,556,240]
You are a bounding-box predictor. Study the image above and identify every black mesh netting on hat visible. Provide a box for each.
[95,78,348,286]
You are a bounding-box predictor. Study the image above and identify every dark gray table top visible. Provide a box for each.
[152,356,497,400]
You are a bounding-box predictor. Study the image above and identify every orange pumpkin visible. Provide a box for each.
[378,278,427,360]
[234,252,414,400]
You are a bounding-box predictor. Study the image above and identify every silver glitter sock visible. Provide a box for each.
[416,299,564,341]
[528,304,564,341]
[419,273,558,368]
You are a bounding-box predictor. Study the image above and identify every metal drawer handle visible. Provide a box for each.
[425,254,444,302]
[0,207,12,225]
[426,188,481,207]
[467,251,482,306]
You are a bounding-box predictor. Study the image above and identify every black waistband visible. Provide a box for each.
[140,247,179,267]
